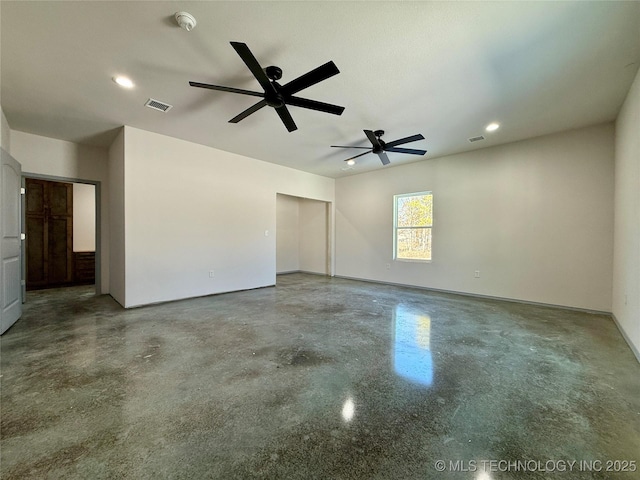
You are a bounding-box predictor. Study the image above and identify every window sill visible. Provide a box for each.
[394,258,432,264]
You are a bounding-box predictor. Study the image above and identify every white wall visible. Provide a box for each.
[276,194,300,273]
[72,183,95,252]
[336,123,615,312]
[108,128,125,306]
[299,198,328,274]
[122,126,334,308]
[10,130,110,293]
[613,68,640,360]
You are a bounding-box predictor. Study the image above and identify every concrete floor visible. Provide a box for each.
[1,273,639,479]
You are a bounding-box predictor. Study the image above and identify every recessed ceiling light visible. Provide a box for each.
[113,76,134,89]
[485,122,500,132]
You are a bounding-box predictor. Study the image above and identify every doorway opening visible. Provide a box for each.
[22,175,100,297]
[276,194,331,279]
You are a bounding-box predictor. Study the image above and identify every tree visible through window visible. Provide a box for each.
[394,192,433,261]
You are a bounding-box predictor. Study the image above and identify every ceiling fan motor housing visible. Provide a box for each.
[265,92,285,108]
[264,66,285,107]
[373,142,385,153]
[264,82,285,108]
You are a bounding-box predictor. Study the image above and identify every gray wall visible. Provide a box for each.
[335,123,615,312]
[108,128,125,305]
[73,183,96,252]
[276,194,300,273]
[1,107,10,153]
[299,198,328,274]
[613,67,640,359]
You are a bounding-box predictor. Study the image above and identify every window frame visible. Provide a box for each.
[393,191,433,263]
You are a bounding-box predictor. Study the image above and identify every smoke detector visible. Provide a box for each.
[175,12,196,31]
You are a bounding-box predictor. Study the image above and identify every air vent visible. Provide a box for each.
[145,98,173,112]
[468,135,485,143]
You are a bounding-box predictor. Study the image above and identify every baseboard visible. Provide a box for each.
[277,270,328,277]
[332,274,611,316]
[121,283,276,309]
[611,314,640,364]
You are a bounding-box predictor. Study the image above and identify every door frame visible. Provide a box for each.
[22,173,102,297]
[1,148,22,334]
[275,193,334,277]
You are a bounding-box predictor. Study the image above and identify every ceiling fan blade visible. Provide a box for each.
[385,147,427,156]
[230,42,276,94]
[229,99,268,123]
[344,150,373,162]
[331,145,371,149]
[377,152,391,165]
[384,134,425,149]
[364,129,382,149]
[287,96,344,115]
[275,105,297,132]
[281,61,340,96]
[189,81,264,98]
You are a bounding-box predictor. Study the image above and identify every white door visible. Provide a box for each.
[0,149,22,334]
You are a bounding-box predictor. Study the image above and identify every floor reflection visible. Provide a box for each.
[393,304,433,386]
[341,396,355,422]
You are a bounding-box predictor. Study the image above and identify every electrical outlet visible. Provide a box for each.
[264,230,269,237]
[386,263,391,270]
[474,270,480,278]
[209,270,215,278]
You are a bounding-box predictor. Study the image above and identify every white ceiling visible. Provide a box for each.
[2,1,639,178]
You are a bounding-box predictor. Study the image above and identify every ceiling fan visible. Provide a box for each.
[189,42,345,132]
[332,130,426,165]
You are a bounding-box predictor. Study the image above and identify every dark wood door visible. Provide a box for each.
[26,179,73,290]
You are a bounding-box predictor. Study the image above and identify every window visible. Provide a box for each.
[393,192,433,261]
